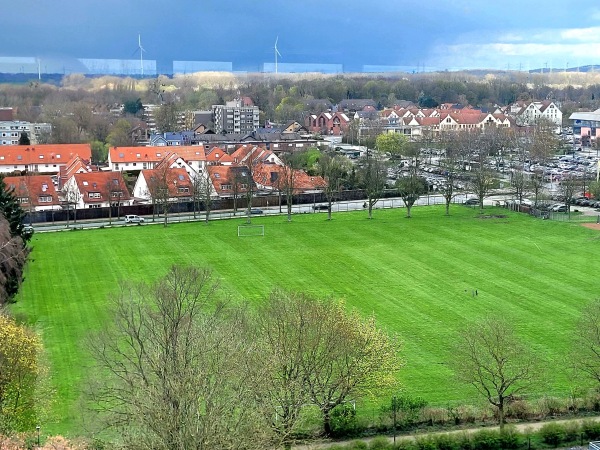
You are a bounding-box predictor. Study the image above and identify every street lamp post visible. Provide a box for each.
[36,425,40,447]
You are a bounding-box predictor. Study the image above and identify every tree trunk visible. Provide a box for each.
[327,200,332,220]
[498,399,505,429]
[445,201,450,216]
[406,204,412,218]
[323,407,333,437]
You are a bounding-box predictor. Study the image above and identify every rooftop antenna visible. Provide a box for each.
[274,36,282,74]
[138,34,145,76]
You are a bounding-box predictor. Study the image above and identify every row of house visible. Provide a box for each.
[303,100,562,137]
[2,142,325,212]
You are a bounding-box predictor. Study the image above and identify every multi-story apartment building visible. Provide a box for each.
[0,121,52,145]
[212,100,260,134]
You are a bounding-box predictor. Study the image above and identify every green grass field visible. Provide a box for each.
[10,206,600,435]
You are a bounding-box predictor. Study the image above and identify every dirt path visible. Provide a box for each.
[293,416,600,449]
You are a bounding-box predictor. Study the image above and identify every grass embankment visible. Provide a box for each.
[11,206,600,435]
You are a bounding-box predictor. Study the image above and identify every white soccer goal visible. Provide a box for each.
[237,224,265,237]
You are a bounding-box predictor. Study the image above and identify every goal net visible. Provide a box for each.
[238,224,265,237]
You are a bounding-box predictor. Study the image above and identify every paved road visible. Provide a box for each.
[293,415,600,449]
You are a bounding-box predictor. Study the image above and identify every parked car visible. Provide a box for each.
[313,204,330,211]
[250,209,264,215]
[552,204,568,212]
[124,215,144,223]
[463,198,480,205]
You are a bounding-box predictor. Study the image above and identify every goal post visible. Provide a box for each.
[237,224,265,237]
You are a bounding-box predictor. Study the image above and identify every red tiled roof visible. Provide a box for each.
[109,146,166,164]
[140,167,193,198]
[4,175,59,207]
[73,171,131,203]
[0,144,91,166]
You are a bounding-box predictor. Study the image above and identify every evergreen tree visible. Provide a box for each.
[0,177,27,241]
[0,177,30,303]
[18,132,30,146]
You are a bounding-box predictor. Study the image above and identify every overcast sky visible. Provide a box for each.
[4,0,600,72]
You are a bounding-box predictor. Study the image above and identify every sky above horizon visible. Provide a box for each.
[5,1,600,73]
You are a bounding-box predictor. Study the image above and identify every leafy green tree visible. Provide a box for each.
[123,98,143,115]
[254,289,401,441]
[90,140,108,164]
[0,313,41,433]
[376,132,407,161]
[106,119,133,147]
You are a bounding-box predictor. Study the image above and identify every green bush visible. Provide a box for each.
[499,425,522,449]
[331,403,358,437]
[470,429,500,450]
[581,419,600,440]
[539,422,565,447]
[433,433,459,450]
[563,421,581,444]
[369,437,392,449]
[347,440,369,450]
[455,431,474,450]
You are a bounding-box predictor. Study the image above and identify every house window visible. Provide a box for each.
[115,163,119,170]
[88,192,101,199]
[18,197,29,203]
[221,184,231,190]
[39,196,52,203]
[178,187,189,193]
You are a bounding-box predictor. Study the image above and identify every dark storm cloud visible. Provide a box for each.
[4,1,600,71]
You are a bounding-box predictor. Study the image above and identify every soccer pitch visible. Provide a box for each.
[11,206,600,434]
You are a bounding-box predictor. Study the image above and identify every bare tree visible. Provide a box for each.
[530,171,546,208]
[450,317,541,429]
[196,170,214,223]
[396,147,426,218]
[88,266,267,450]
[279,152,304,222]
[253,289,311,450]
[572,299,600,388]
[510,170,527,204]
[559,174,579,218]
[358,149,388,219]
[147,166,171,227]
[105,176,124,225]
[439,132,465,215]
[318,154,350,220]
[61,183,81,226]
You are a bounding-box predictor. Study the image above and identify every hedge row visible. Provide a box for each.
[326,419,600,450]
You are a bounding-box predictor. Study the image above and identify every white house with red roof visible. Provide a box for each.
[132,167,194,203]
[4,175,61,211]
[62,171,133,209]
[0,144,91,174]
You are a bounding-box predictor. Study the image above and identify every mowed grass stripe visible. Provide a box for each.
[11,206,600,434]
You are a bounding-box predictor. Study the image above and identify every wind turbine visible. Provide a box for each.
[274,36,282,74]
[137,34,145,76]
